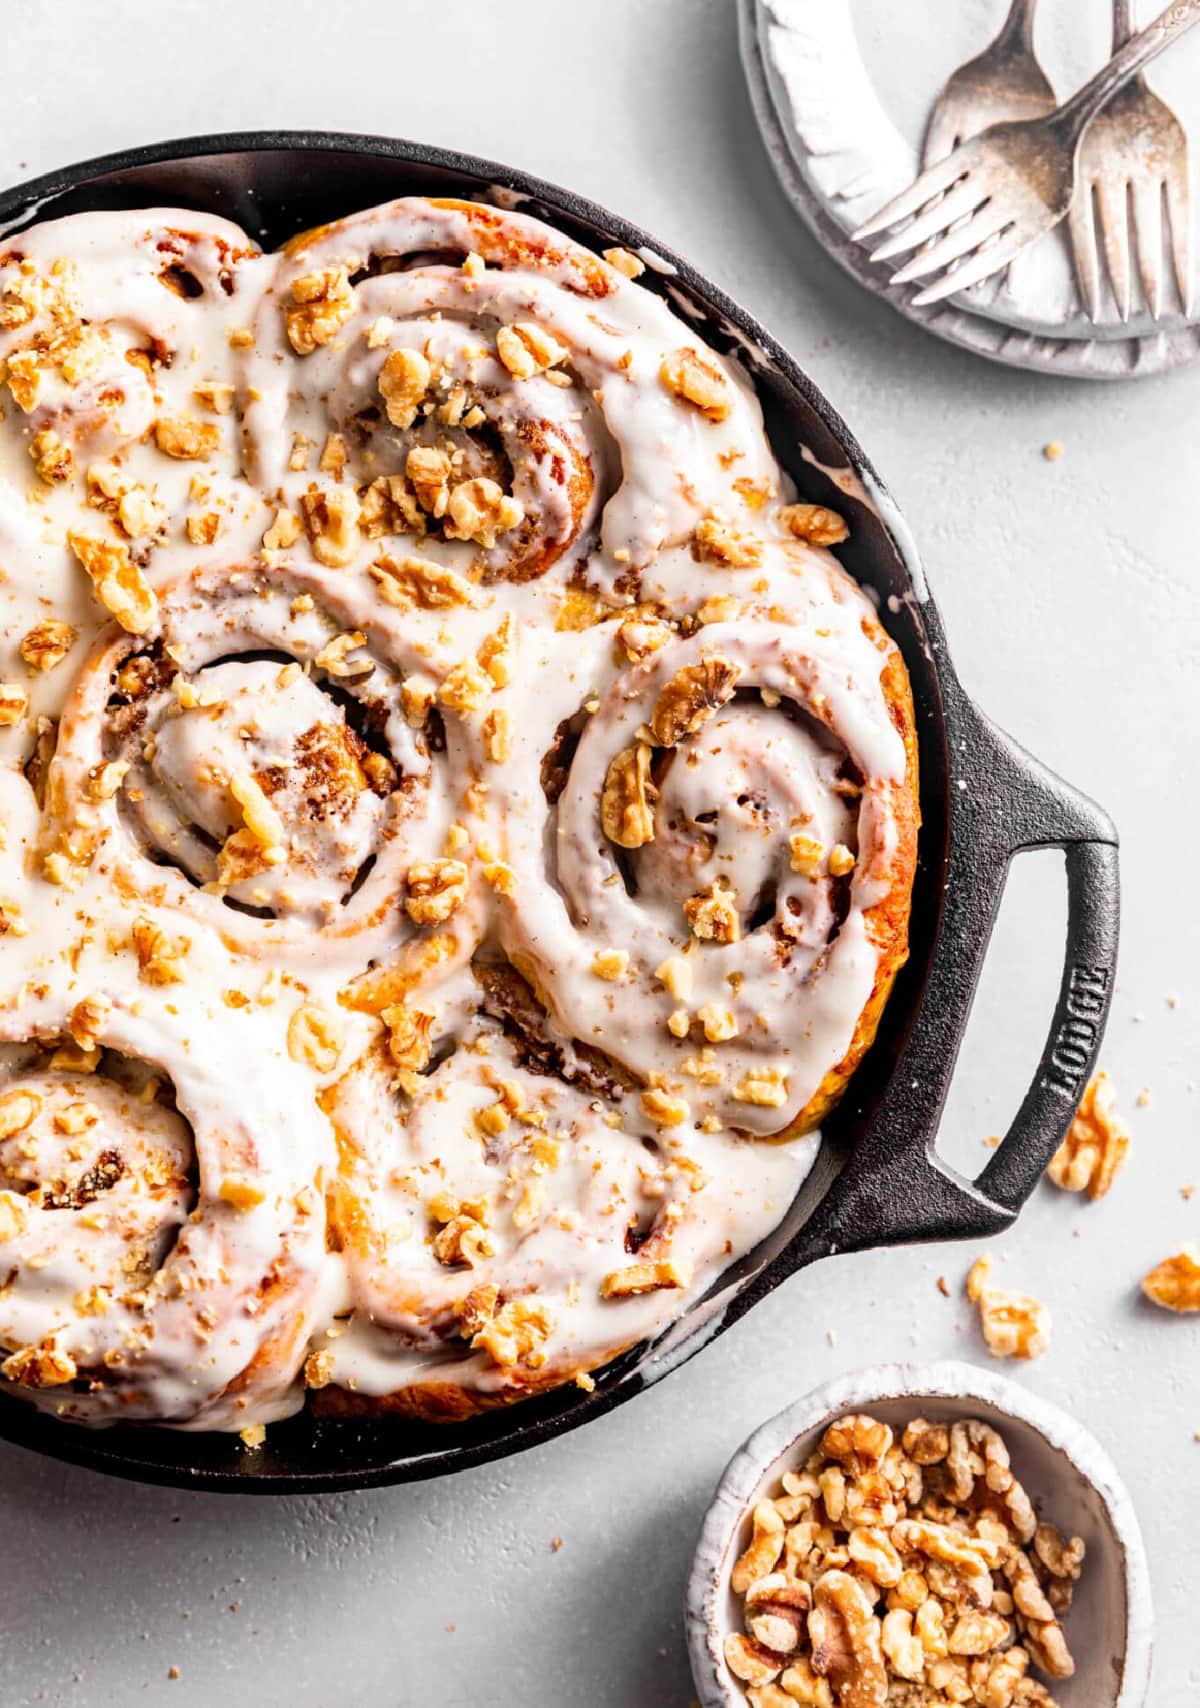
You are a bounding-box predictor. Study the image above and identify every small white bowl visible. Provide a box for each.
[686,1361,1152,1708]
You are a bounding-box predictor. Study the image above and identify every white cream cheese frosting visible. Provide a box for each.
[0,196,916,1428]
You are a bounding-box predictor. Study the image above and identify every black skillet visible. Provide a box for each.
[0,133,1120,1493]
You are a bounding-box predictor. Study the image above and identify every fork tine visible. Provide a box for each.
[1130,176,1164,320]
[851,151,972,241]
[868,178,988,262]
[1165,151,1192,315]
[1068,181,1103,322]
[1095,175,1132,321]
[922,105,962,170]
[889,200,1012,285]
[910,225,1026,307]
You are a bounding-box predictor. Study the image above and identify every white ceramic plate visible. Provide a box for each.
[741,0,1200,378]
[686,1360,1153,1708]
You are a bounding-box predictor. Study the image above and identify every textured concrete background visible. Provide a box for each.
[0,2,1196,1704]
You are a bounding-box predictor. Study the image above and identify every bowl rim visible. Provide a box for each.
[685,1358,1153,1708]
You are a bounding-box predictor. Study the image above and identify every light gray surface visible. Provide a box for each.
[0,2,1196,1705]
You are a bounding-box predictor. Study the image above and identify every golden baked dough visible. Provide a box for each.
[0,196,917,1431]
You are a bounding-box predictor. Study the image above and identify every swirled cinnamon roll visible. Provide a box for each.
[0,193,918,1430]
[0,998,328,1427]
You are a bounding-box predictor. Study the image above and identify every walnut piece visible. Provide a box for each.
[378,346,431,428]
[369,552,476,610]
[496,321,569,380]
[660,346,732,422]
[443,477,524,549]
[601,744,657,848]
[155,416,221,460]
[599,1259,688,1298]
[1141,1245,1200,1311]
[404,859,468,925]
[286,266,355,354]
[693,514,763,568]
[300,484,360,568]
[19,619,76,672]
[67,532,157,635]
[286,1004,344,1074]
[780,503,850,546]
[1046,1071,1129,1199]
[650,655,739,746]
[684,880,741,944]
[967,1254,1051,1360]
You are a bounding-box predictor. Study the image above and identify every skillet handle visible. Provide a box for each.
[796,686,1120,1260]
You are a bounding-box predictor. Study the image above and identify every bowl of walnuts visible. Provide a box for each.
[686,1361,1152,1708]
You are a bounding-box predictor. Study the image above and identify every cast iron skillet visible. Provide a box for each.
[0,133,1120,1493]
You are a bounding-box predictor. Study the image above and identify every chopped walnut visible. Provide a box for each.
[369,551,475,610]
[651,655,739,746]
[68,532,157,634]
[192,380,235,414]
[1,1340,77,1389]
[1046,1072,1129,1199]
[314,630,370,679]
[1141,1245,1200,1312]
[599,1258,688,1298]
[0,684,27,727]
[603,246,646,279]
[660,346,732,422]
[809,1571,888,1708]
[404,859,468,925]
[592,949,629,981]
[684,880,741,944]
[789,833,825,878]
[300,484,360,568]
[378,346,431,428]
[443,477,524,549]
[68,994,110,1052]
[655,955,693,1002]
[430,1195,493,1266]
[439,656,492,712]
[0,1088,42,1140]
[131,916,187,986]
[728,1406,1080,1708]
[780,503,850,546]
[496,321,569,380]
[19,619,75,672]
[219,1177,266,1212]
[286,266,355,354]
[263,507,302,552]
[967,1256,1052,1360]
[406,445,451,516]
[640,1084,691,1127]
[694,513,763,568]
[30,428,72,483]
[601,744,657,848]
[359,474,424,539]
[482,707,511,763]
[154,415,221,460]
[186,511,222,546]
[381,1002,434,1092]
[304,1348,334,1390]
[286,1004,344,1074]
[468,1295,554,1370]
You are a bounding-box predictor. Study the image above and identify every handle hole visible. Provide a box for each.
[933,848,1068,1183]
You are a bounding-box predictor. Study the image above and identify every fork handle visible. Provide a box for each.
[998,0,1041,50]
[1055,0,1200,142]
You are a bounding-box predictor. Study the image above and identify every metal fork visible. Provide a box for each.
[853,0,1200,309]
[1069,0,1192,320]
[923,0,1056,167]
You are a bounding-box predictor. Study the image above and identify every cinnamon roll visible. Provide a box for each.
[0,192,918,1431]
